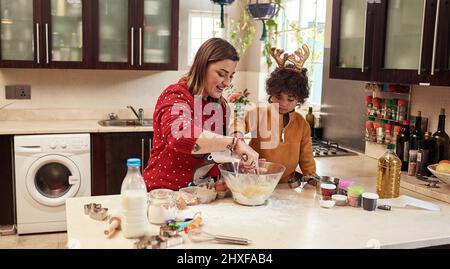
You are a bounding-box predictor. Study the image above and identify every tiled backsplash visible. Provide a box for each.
[410,85,450,134]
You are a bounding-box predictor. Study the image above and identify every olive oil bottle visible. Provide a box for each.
[377,144,402,198]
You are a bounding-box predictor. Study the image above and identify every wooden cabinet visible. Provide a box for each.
[91,132,153,196]
[0,0,90,68]
[330,0,450,86]
[93,0,179,70]
[0,0,179,70]
[330,0,376,81]
[0,135,14,226]
[432,0,450,85]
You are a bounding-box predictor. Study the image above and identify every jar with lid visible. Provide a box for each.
[148,189,177,224]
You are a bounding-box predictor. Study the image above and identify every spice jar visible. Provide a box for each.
[347,186,364,207]
[148,189,177,224]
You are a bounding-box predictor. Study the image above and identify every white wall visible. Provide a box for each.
[0,0,267,119]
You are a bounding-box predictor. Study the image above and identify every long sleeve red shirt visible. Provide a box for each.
[143,80,228,191]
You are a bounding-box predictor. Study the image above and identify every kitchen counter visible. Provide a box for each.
[65,155,450,249]
[0,120,153,135]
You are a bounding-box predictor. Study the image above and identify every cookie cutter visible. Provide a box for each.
[84,203,109,221]
[134,235,183,249]
[160,223,180,237]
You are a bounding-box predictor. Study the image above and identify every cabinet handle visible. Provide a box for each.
[417,0,427,75]
[361,4,368,72]
[45,23,49,64]
[139,27,142,66]
[431,0,441,75]
[131,27,134,65]
[141,138,145,173]
[36,23,40,64]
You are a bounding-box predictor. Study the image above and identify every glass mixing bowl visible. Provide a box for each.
[218,161,286,206]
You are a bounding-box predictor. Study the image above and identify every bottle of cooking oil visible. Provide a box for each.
[376,144,402,198]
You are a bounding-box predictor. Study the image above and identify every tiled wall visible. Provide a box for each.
[410,85,450,134]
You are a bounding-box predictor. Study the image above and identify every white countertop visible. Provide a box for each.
[65,155,450,249]
[0,120,153,135]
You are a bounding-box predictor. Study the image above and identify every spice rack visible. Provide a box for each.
[364,83,412,159]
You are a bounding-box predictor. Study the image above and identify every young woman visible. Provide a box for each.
[143,38,259,191]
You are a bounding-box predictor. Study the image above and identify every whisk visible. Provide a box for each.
[188,230,252,245]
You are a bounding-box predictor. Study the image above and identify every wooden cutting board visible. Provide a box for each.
[400,173,450,204]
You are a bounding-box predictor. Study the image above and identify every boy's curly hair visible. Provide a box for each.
[266,64,310,104]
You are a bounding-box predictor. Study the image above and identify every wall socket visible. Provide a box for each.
[5,85,31,99]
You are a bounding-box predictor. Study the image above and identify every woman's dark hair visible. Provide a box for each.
[266,64,310,104]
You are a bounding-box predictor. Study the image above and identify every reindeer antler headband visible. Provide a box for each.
[269,44,310,70]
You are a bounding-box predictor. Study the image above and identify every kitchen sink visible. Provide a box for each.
[98,119,153,127]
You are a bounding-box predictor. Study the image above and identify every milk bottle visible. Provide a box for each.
[121,158,149,238]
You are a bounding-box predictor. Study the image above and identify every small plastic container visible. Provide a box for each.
[320,183,336,200]
[332,194,347,206]
[347,186,364,207]
[319,198,335,209]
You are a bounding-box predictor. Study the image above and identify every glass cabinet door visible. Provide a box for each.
[98,0,128,63]
[142,0,172,64]
[50,0,83,62]
[0,0,34,61]
[338,0,367,68]
[383,0,425,70]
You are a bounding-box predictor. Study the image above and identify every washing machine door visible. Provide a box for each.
[26,154,81,207]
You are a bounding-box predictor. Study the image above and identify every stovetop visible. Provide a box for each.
[312,139,357,157]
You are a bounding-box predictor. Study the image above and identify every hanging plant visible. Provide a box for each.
[211,0,236,28]
[229,0,256,57]
[246,0,280,41]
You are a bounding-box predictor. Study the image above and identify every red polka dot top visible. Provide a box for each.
[143,80,228,191]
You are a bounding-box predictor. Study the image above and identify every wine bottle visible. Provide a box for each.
[305,106,315,138]
[430,108,450,164]
[410,111,422,150]
[396,119,410,171]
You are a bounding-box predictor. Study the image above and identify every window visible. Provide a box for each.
[277,0,326,106]
[188,11,225,65]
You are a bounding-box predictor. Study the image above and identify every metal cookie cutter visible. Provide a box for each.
[160,223,180,237]
[84,203,109,221]
[134,235,183,249]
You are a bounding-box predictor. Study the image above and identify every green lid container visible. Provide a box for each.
[387,144,395,150]
[347,186,364,197]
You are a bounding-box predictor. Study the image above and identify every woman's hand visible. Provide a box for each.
[234,139,259,169]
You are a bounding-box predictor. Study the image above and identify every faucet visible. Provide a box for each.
[127,106,144,124]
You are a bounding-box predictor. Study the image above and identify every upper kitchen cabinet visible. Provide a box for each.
[329,0,377,81]
[371,0,437,84]
[134,0,179,70]
[0,0,90,68]
[432,0,450,85]
[93,0,179,70]
[330,0,450,86]
[0,0,179,70]
[0,0,39,68]
[43,0,91,68]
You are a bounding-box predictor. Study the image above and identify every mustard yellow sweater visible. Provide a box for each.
[231,105,316,183]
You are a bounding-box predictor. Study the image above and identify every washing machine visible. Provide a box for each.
[14,134,91,234]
